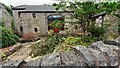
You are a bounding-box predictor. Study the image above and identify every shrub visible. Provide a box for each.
[88,26,105,37]
[64,36,81,45]
[30,35,64,57]
[0,26,19,48]
[64,36,92,47]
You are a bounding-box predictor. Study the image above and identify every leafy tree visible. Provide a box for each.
[54,1,120,40]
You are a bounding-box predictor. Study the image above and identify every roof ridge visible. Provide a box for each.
[15,5,51,7]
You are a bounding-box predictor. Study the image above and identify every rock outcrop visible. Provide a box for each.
[1,37,120,68]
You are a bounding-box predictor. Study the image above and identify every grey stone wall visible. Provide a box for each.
[104,15,119,38]
[0,3,13,29]
[2,37,120,67]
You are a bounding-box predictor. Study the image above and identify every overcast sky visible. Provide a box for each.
[0,0,58,6]
[0,0,119,6]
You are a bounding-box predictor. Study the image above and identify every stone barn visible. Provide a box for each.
[12,5,73,39]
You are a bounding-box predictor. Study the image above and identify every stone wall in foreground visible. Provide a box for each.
[2,37,120,68]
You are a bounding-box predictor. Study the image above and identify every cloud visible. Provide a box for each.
[0,0,58,6]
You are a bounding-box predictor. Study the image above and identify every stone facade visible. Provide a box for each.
[104,14,119,38]
[0,3,13,29]
[13,9,72,37]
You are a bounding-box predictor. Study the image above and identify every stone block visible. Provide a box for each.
[89,41,119,66]
[60,51,86,67]
[2,60,24,68]
[89,48,108,66]
[40,53,61,68]
[21,58,41,68]
[74,46,96,66]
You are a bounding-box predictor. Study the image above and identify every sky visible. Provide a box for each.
[0,0,58,6]
[0,0,119,6]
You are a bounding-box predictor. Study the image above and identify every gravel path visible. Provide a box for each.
[6,44,32,61]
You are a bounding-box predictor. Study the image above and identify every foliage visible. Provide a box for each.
[30,35,65,57]
[30,39,49,57]
[64,36,81,45]
[88,26,105,37]
[1,53,7,61]
[54,36,95,53]
[30,34,107,57]
[64,36,94,47]
[54,1,120,40]
[0,26,19,48]
[49,20,64,28]
[11,19,15,30]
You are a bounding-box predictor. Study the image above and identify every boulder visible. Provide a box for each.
[89,41,119,66]
[60,51,86,67]
[40,53,61,68]
[89,48,108,66]
[2,60,25,68]
[21,58,41,68]
[74,46,96,66]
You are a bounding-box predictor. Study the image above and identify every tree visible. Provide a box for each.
[54,1,120,40]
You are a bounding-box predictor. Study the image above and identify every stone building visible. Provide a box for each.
[12,5,73,37]
[0,3,13,29]
[12,5,119,39]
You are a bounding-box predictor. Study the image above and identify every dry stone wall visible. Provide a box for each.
[1,37,120,68]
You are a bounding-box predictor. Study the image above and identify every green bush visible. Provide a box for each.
[88,26,105,37]
[30,35,64,57]
[64,36,81,45]
[64,36,93,47]
[0,26,19,48]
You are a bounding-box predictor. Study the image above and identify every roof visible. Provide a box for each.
[12,5,56,11]
[90,12,106,19]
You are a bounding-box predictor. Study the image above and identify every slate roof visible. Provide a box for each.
[12,5,56,11]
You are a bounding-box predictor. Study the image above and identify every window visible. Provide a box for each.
[75,25,78,30]
[33,13,36,18]
[47,14,64,22]
[20,26,23,32]
[47,14,64,30]
[18,13,21,18]
[34,28,38,32]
